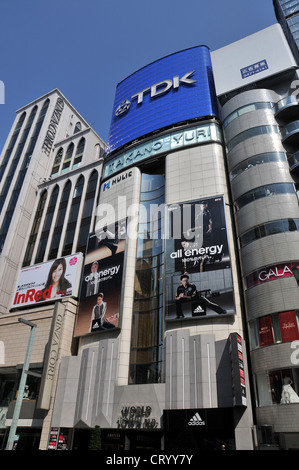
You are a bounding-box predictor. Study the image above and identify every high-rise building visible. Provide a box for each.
[0,89,106,449]
[212,23,299,450]
[1,23,299,452]
[273,0,299,62]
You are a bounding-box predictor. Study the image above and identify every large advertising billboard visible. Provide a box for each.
[165,196,235,321]
[74,219,127,336]
[108,46,219,153]
[11,253,83,308]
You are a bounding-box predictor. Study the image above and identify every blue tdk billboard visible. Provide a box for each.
[107,46,219,154]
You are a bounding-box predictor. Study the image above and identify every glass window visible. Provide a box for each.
[256,368,299,406]
[48,181,71,259]
[234,183,295,211]
[250,311,299,350]
[61,176,84,256]
[0,112,26,182]
[50,148,63,177]
[61,143,74,174]
[223,102,273,128]
[227,125,279,152]
[35,185,59,264]
[73,122,81,134]
[0,101,49,254]
[22,190,47,266]
[76,170,98,254]
[129,171,165,385]
[72,138,85,169]
[230,152,286,180]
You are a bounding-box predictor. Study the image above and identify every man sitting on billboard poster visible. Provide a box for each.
[175,274,226,318]
[90,293,116,331]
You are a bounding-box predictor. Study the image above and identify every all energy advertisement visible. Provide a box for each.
[74,218,127,336]
[165,195,235,321]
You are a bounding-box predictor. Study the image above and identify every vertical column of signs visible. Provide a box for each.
[74,219,127,337]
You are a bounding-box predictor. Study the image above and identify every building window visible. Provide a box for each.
[73,122,81,134]
[72,138,85,169]
[61,143,74,174]
[255,368,299,406]
[34,185,59,264]
[0,107,37,215]
[234,183,295,211]
[61,175,84,256]
[226,125,280,152]
[0,111,26,182]
[0,100,49,254]
[22,190,47,267]
[75,170,98,254]
[223,102,273,128]
[48,180,72,260]
[50,148,63,177]
[239,218,299,247]
[230,152,286,180]
[129,171,165,385]
[249,311,299,349]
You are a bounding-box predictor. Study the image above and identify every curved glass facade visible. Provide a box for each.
[234,182,295,210]
[239,218,299,247]
[226,125,280,152]
[223,102,273,128]
[129,171,165,384]
[230,152,286,180]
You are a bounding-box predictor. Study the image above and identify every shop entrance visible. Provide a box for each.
[163,407,235,451]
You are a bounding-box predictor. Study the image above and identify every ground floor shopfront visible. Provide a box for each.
[1,407,239,450]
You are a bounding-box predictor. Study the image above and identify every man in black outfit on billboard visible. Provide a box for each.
[175,274,226,318]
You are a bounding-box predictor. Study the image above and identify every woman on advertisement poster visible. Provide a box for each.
[43,258,72,298]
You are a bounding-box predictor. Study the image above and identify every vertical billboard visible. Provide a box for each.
[165,195,235,321]
[11,253,83,308]
[74,219,127,336]
[108,45,219,153]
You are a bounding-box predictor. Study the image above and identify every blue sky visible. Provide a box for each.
[0,0,277,151]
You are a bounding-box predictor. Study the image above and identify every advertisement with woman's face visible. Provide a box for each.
[11,253,83,308]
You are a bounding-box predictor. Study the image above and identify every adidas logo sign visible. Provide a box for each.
[188,412,205,426]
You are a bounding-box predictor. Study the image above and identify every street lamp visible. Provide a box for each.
[5,318,37,450]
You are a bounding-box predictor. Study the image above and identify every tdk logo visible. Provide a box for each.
[115,70,196,117]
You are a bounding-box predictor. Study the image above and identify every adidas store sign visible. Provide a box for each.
[188,412,205,426]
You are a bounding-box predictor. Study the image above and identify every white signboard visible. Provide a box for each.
[11,253,83,308]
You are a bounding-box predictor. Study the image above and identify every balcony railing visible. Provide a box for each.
[274,96,299,120]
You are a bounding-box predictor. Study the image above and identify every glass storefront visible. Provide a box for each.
[255,368,299,406]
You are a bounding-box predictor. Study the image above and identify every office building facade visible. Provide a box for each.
[48,46,254,451]
[0,23,299,451]
[273,0,299,63]
[0,89,106,449]
[212,24,299,450]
